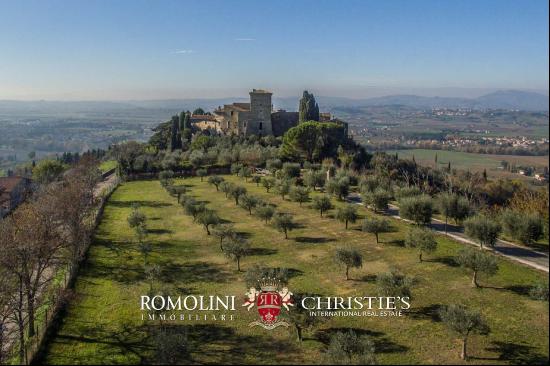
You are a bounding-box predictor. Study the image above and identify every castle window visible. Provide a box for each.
[259,122,263,130]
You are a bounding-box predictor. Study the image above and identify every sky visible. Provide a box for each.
[0,0,548,100]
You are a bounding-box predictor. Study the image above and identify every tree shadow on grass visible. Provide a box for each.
[235,231,253,239]
[159,260,235,285]
[144,324,299,364]
[316,327,409,354]
[248,247,278,256]
[425,256,459,267]
[475,341,548,364]
[35,321,151,364]
[293,236,335,244]
[386,239,405,247]
[355,274,377,283]
[407,304,442,322]
[148,228,173,235]
[109,200,173,208]
[504,285,533,297]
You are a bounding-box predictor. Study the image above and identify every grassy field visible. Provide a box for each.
[99,160,117,173]
[388,149,549,180]
[40,175,548,364]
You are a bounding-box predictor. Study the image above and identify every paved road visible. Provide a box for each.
[347,193,549,273]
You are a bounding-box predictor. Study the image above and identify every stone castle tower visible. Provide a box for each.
[246,89,273,135]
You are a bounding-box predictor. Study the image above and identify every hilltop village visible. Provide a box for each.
[167,89,347,139]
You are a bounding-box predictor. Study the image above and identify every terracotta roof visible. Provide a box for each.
[0,176,27,193]
[190,114,217,121]
[223,103,250,112]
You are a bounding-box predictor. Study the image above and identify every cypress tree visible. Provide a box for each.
[170,115,179,151]
[299,90,320,122]
[179,111,186,131]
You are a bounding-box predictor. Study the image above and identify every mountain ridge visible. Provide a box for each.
[0,90,547,112]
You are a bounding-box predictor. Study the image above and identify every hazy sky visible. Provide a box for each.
[0,0,548,100]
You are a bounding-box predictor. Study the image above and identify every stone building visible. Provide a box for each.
[212,89,274,136]
[191,88,346,138]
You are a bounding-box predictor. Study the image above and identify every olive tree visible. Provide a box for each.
[362,187,392,213]
[312,195,333,217]
[211,223,235,251]
[438,304,489,360]
[272,212,296,239]
[240,194,260,215]
[290,186,310,206]
[256,204,275,224]
[405,226,438,262]
[334,247,363,280]
[229,185,247,205]
[220,181,233,198]
[196,168,208,181]
[376,270,413,308]
[207,175,224,191]
[184,199,205,221]
[336,204,358,229]
[436,193,471,232]
[362,217,391,244]
[324,330,376,365]
[457,247,499,288]
[500,209,544,245]
[303,170,325,191]
[464,214,501,249]
[223,236,250,271]
[326,177,350,200]
[261,177,276,193]
[399,194,433,225]
[197,209,220,235]
[287,292,324,342]
[275,179,291,200]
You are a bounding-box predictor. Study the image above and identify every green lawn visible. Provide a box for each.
[40,176,549,364]
[387,149,548,180]
[99,160,117,173]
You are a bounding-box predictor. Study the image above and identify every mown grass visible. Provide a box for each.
[387,149,549,181]
[99,160,117,173]
[40,175,549,364]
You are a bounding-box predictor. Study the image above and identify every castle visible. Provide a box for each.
[190,89,340,137]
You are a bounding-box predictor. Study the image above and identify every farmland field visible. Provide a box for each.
[39,176,548,364]
[387,149,549,179]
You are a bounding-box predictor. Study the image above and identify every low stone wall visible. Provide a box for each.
[27,175,120,364]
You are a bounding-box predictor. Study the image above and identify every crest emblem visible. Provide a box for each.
[242,277,293,329]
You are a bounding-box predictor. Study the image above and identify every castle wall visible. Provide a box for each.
[245,91,273,136]
[271,111,299,136]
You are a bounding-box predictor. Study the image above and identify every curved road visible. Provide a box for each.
[347,193,549,273]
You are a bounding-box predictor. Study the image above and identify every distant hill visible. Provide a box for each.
[473,90,549,110]
[0,90,547,114]
[316,90,548,111]
[277,90,548,111]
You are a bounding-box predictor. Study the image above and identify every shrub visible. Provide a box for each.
[289,186,310,206]
[464,214,501,248]
[399,194,433,225]
[282,162,301,179]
